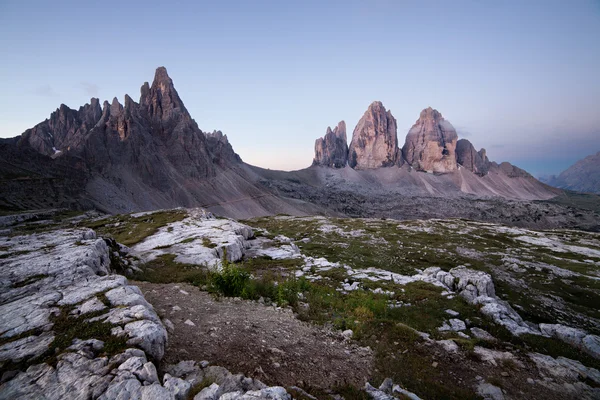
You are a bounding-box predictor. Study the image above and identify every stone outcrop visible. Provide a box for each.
[0,227,168,398]
[348,102,402,169]
[402,107,458,173]
[456,139,490,176]
[313,121,348,168]
[423,266,538,335]
[539,324,600,360]
[0,215,291,400]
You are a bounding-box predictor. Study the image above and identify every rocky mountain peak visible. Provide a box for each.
[456,139,490,176]
[313,120,348,168]
[402,107,458,173]
[419,106,442,121]
[140,66,191,124]
[348,101,401,169]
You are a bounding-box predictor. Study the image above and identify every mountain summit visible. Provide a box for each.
[402,107,458,173]
[544,151,600,193]
[348,101,402,169]
[0,69,564,222]
[2,67,309,217]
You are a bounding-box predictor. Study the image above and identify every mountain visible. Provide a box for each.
[1,67,322,218]
[402,107,458,173]
[456,139,490,177]
[313,121,348,168]
[3,69,592,229]
[348,101,402,169]
[309,102,556,200]
[543,152,600,194]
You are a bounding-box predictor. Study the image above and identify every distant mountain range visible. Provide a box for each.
[541,152,600,194]
[4,67,597,229]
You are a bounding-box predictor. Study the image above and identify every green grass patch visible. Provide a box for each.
[202,237,217,248]
[82,210,186,246]
[0,249,33,259]
[131,254,210,287]
[11,274,48,288]
[187,378,214,400]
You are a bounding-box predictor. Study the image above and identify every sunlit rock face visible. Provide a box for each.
[348,101,402,169]
[402,107,458,173]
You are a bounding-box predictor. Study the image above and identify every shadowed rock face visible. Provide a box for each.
[402,107,458,173]
[348,101,401,169]
[18,99,102,157]
[12,67,245,204]
[456,139,490,176]
[313,121,348,168]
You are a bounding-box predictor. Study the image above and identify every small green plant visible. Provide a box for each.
[187,378,214,399]
[210,250,250,297]
[202,237,217,248]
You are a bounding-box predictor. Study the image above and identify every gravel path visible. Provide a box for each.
[135,281,373,389]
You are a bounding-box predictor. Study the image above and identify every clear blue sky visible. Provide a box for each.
[1,0,599,177]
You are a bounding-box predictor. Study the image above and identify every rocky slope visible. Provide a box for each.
[313,121,348,168]
[348,101,402,169]
[1,67,321,218]
[543,151,600,194]
[0,67,575,225]
[310,103,557,207]
[2,208,600,399]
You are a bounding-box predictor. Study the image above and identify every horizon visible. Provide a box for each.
[1,1,599,177]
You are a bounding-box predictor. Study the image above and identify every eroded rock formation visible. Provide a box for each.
[348,102,402,169]
[456,139,490,176]
[402,107,458,173]
[313,121,348,168]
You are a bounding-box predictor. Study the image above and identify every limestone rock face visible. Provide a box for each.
[313,121,348,168]
[348,102,401,169]
[402,107,458,173]
[456,139,490,176]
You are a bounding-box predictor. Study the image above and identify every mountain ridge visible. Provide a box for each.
[0,66,584,228]
[543,151,600,194]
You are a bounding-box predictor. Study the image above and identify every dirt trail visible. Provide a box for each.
[134,281,373,390]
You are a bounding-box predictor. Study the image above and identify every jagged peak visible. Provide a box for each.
[124,94,136,108]
[362,102,395,122]
[153,66,171,85]
[418,107,443,121]
[368,100,385,110]
[150,67,178,97]
[110,97,123,117]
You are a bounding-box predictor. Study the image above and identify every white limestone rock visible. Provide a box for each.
[540,324,600,359]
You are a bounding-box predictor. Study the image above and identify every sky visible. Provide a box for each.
[1,0,599,177]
